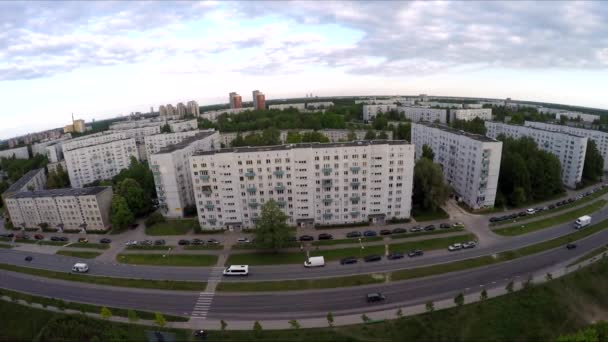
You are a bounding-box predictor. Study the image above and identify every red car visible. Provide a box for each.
[34,234,44,240]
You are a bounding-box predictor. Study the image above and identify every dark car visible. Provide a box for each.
[439,223,451,229]
[363,230,378,237]
[548,204,556,210]
[340,257,358,265]
[50,236,61,241]
[128,223,139,230]
[392,227,407,234]
[207,238,220,245]
[318,233,333,240]
[24,256,33,262]
[299,235,314,241]
[154,239,166,246]
[379,229,392,236]
[408,249,424,257]
[366,292,385,303]
[566,243,577,250]
[387,252,404,260]
[568,198,575,203]
[59,237,69,242]
[410,226,423,233]
[99,238,111,244]
[424,225,436,231]
[489,217,499,222]
[191,239,204,245]
[178,239,190,246]
[346,231,362,238]
[0,233,14,238]
[508,213,518,219]
[364,254,382,262]
[518,211,527,217]
[34,234,44,240]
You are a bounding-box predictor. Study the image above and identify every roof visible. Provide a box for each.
[155,130,217,154]
[414,122,497,143]
[9,186,111,199]
[193,140,410,156]
[490,121,586,139]
[4,168,45,194]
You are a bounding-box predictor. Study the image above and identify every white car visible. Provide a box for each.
[526,208,536,215]
[448,243,463,251]
[236,238,250,244]
[125,240,138,246]
[462,241,477,249]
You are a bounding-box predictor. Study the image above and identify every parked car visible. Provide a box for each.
[99,238,111,244]
[408,249,424,257]
[379,229,392,236]
[192,238,205,245]
[439,223,451,229]
[387,252,404,260]
[452,222,464,228]
[566,243,577,250]
[366,292,385,303]
[548,204,556,210]
[526,208,536,215]
[0,233,14,238]
[58,237,69,242]
[318,233,333,240]
[16,234,29,240]
[448,243,463,251]
[139,240,152,246]
[24,256,33,262]
[206,238,220,245]
[125,240,138,246]
[364,254,382,262]
[462,241,477,249]
[154,239,166,246]
[363,230,378,237]
[34,234,44,240]
[410,226,423,233]
[178,239,190,246]
[392,227,407,234]
[340,257,358,265]
[489,217,499,222]
[77,238,88,243]
[128,223,139,230]
[424,224,436,231]
[346,231,362,238]
[299,235,314,241]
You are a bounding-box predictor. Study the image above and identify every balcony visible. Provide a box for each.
[204,203,214,210]
[201,186,212,195]
[350,181,361,187]
[277,200,287,207]
[247,186,257,193]
[245,171,256,177]
[322,179,333,186]
[350,166,361,172]
[207,218,217,224]
[323,213,333,219]
[323,198,333,204]
[273,170,284,177]
[350,195,360,202]
[200,174,210,181]
[248,202,259,208]
[322,167,332,175]
[350,211,360,217]
[275,184,285,191]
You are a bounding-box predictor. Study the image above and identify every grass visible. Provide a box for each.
[232,242,298,250]
[116,253,218,266]
[390,227,465,240]
[56,251,102,259]
[217,273,386,292]
[183,244,224,250]
[569,245,608,266]
[388,233,476,253]
[492,187,608,226]
[125,245,173,250]
[0,237,11,242]
[144,219,198,236]
[312,236,383,246]
[65,242,110,249]
[14,239,38,244]
[0,243,12,249]
[411,207,449,222]
[493,200,606,236]
[38,240,68,246]
[0,263,206,291]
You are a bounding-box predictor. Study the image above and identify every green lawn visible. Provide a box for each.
[144,219,198,235]
[116,253,217,266]
[0,237,11,242]
[389,233,476,253]
[55,251,102,259]
[183,244,224,250]
[390,227,465,240]
[0,243,12,248]
[14,239,38,244]
[411,207,450,222]
[493,200,606,236]
[0,263,206,291]
[38,240,68,246]
[311,236,383,246]
[125,245,174,251]
[218,273,386,292]
[66,242,110,249]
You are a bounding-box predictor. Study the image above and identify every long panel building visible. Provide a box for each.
[1,168,47,202]
[450,108,492,122]
[144,130,202,160]
[485,122,587,188]
[0,146,29,159]
[411,123,502,209]
[190,141,414,230]
[397,107,447,123]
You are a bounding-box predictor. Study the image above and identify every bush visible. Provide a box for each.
[144,212,165,227]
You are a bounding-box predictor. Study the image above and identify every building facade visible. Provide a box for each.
[2,168,47,202]
[229,92,242,109]
[187,101,200,116]
[190,141,414,230]
[4,187,113,231]
[149,131,220,218]
[485,121,587,188]
[169,119,198,132]
[362,104,398,122]
[268,103,306,111]
[218,129,393,147]
[252,90,266,110]
[0,146,29,159]
[397,106,447,123]
[450,108,492,122]
[411,123,502,209]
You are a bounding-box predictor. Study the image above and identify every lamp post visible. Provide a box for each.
[358,238,364,271]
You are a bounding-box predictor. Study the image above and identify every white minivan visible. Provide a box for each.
[304,256,325,267]
[72,263,89,273]
[223,265,249,276]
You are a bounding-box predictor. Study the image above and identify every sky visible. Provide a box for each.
[1,1,608,139]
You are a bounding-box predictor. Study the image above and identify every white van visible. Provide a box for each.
[72,263,89,273]
[304,256,325,267]
[223,265,249,276]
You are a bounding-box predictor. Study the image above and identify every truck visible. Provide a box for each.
[304,256,325,267]
[574,215,591,229]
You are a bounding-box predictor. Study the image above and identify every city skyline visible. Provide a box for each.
[1,1,608,139]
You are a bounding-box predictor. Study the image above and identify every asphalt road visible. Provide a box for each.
[1,205,606,282]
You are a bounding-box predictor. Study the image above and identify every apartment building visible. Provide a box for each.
[450,108,492,122]
[524,121,608,171]
[187,101,200,116]
[64,137,139,188]
[144,130,213,159]
[397,106,447,123]
[32,136,70,157]
[199,107,253,122]
[411,123,502,209]
[419,102,464,109]
[252,90,266,110]
[218,129,393,147]
[556,112,600,123]
[149,131,220,218]
[229,92,242,109]
[268,103,306,111]
[4,187,112,231]
[0,146,29,159]
[189,140,414,230]
[306,102,334,109]
[47,160,67,174]
[169,119,198,132]
[485,122,587,188]
[1,168,47,202]
[363,104,398,122]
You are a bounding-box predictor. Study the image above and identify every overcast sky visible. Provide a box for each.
[1,1,608,139]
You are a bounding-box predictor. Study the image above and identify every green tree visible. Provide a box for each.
[413,158,450,212]
[100,306,112,320]
[421,144,435,161]
[506,281,514,293]
[253,321,263,338]
[393,122,411,141]
[220,319,227,331]
[154,312,166,329]
[583,140,604,183]
[117,178,150,217]
[557,326,600,342]
[425,301,434,313]
[261,127,281,145]
[454,293,465,307]
[451,117,487,135]
[373,113,388,130]
[377,131,389,139]
[232,132,245,147]
[113,157,156,200]
[110,195,134,231]
[286,131,302,144]
[480,289,488,301]
[160,123,171,133]
[326,312,334,327]
[288,319,301,329]
[364,130,376,140]
[127,309,138,322]
[347,130,358,141]
[396,308,403,318]
[361,314,371,323]
[301,131,330,143]
[254,200,294,251]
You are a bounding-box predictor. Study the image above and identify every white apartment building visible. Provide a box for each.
[450,108,493,122]
[355,97,414,105]
[177,102,187,117]
[218,129,393,147]
[419,102,464,109]
[466,104,484,109]
[411,123,502,209]
[485,122,587,188]
[189,140,414,230]
[524,121,608,171]
[306,102,334,109]
[397,106,447,124]
[187,101,200,116]
[2,168,47,201]
[169,119,198,132]
[64,138,139,188]
[0,146,29,159]
[61,132,127,153]
[4,187,113,231]
[32,136,70,157]
[268,103,306,111]
[110,119,162,131]
[47,160,67,174]
[149,131,220,218]
[363,104,398,122]
[556,112,600,123]
[144,130,202,160]
[199,107,254,122]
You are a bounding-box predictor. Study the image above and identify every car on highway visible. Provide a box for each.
[387,252,404,260]
[299,235,314,241]
[24,256,33,262]
[346,231,362,238]
[424,224,436,231]
[392,227,407,234]
[34,234,44,240]
[366,292,385,303]
[125,240,137,246]
[462,241,477,249]
[379,229,392,236]
[78,238,88,243]
[340,257,358,265]
[223,265,249,276]
[206,238,220,245]
[408,249,424,257]
[439,223,451,229]
[318,233,333,240]
[566,243,577,250]
[364,254,382,262]
[154,239,166,246]
[178,239,190,246]
[99,238,111,244]
[192,238,205,245]
[448,243,463,251]
[363,230,378,237]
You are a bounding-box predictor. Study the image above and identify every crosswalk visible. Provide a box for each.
[191,292,215,318]
[207,266,225,283]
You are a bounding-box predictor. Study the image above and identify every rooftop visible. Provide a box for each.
[490,121,586,139]
[193,140,410,156]
[4,168,45,195]
[10,186,111,199]
[155,130,217,154]
[414,122,497,143]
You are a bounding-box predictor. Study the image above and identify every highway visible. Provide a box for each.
[1,205,606,282]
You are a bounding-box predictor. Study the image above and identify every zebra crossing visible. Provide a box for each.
[190,267,225,319]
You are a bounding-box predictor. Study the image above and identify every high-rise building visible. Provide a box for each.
[190,140,414,230]
[229,92,242,109]
[177,102,187,117]
[252,90,266,110]
[187,101,200,116]
[159,105,167,117]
